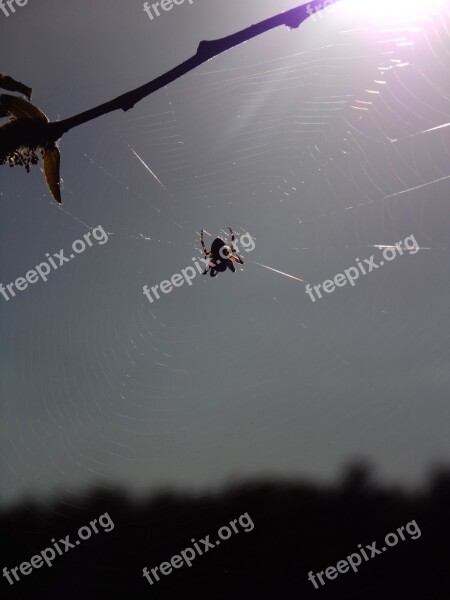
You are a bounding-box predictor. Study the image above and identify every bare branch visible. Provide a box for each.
[50,0,339,140]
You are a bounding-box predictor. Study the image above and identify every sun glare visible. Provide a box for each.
[338,0,446,23]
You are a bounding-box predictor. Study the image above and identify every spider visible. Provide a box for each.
[200,228,244,277]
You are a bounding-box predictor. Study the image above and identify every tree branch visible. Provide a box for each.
[50,0,340,141]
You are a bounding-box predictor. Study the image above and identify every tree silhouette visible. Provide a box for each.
[0,0,341,203]
[1,465,448,599]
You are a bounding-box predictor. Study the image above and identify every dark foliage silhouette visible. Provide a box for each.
[1,464,448,599]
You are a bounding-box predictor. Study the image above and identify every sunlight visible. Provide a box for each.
[339,0,446,23]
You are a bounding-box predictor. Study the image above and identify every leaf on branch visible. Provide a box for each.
[43,145,62,204]
[0,74,32,100]
[0,94,48,121]
[0,92,63,202]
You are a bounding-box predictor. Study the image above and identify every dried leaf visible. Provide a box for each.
[43,146,62,204]
[0,103,10,118]
[0,94,48,122]
[0,74,32,100]
[0,117,51,166]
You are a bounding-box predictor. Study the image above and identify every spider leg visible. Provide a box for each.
[227,260,236,272]
[200,230,211,257]
[202,257,215,275]
[230,255,244,265]
[228,227,244,263]
[228,227,237,252]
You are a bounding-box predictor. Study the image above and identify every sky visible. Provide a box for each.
[1,0,449,508]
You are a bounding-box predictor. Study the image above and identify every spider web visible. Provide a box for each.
[61,8,450,247]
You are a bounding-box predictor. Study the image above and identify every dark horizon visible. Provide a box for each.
[1,463,448,598]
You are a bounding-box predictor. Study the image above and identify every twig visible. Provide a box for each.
[50,0,340,141]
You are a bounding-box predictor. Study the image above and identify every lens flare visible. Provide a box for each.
[339,0,446,23]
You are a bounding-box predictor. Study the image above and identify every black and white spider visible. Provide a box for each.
[200,228,244,277]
